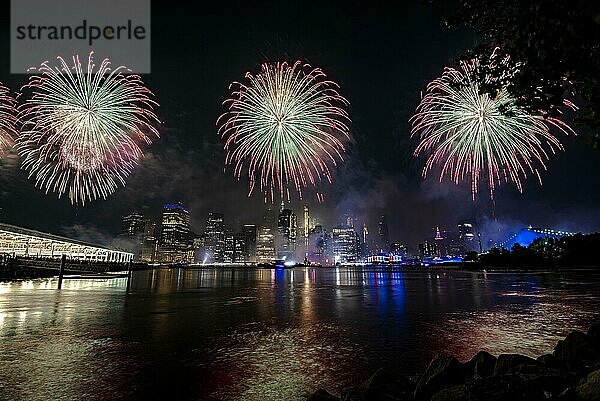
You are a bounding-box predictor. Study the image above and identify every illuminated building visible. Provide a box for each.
[419,239,436,259]
[303,204,310,246]
[377,215,390,253]
[158,203,193,263]
[242,224,257,262]
[203,212,225,263]
[121,213,145,236]
[224,231,235,263]
[233,233,248,263]
[0,222,133,262]
[256,226,275,263]
[223,229,252,263]
[141,219,157,263]
[361,223,370,258]
[458,222,475,242]
[458,221,478,252]
[366,254,403,264]
[277,204,297,260]
[343,212,356,229]
[119,212,145,260]
[390,243,407,257]
[256,208,276,263]
[307,225,330,265]
[332,226,358,264]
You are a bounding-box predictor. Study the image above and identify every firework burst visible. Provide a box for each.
[217,60,351,201]
[16,53,160,205]
[0,84,18,157]
[410,53,576,199]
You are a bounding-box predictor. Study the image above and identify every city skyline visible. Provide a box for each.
[0,1,599,253]
[114,199,570,266]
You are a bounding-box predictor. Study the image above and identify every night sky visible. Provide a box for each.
[0,1,599,250]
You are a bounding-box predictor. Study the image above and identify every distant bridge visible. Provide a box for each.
[500,226,576,249]
[0,222,133,263]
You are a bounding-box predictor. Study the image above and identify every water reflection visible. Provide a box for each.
[0,268,597,401]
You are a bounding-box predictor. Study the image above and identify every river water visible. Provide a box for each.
[0,267,598,401]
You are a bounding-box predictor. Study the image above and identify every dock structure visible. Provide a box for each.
[0,223,133,263]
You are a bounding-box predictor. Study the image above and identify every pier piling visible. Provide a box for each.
[57,254,66,289]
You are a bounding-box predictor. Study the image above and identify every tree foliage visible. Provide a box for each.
[438,0,600,148]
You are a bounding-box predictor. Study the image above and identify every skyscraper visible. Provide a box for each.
[377,215,390,253]
[121,213,145,236]
[224,230,235,263]
[141,219,157,263]
[303,204,310,246]
[256,226,275,263]
[332,226,359,264]
[277,206,297,260]
[203,212,225,263]
[242,224,257,262]
[458,221,477,251]
[390,242,407,257]
[119,212,145,260]
[158,203,193,263]
[256,207,276,263]
[362,222,370,258]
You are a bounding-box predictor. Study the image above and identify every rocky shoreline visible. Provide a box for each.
[309,324,600,401]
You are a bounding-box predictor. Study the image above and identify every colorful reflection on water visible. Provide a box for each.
[0,267,598,401]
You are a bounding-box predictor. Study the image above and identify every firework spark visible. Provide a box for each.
[217,61,351,201]
[410,53,576,199]
[0,84,17,157]
[16,53,160,205]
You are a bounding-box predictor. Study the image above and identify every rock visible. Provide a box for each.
[537,353,559,368]
[553,331,598,372]
[466,374,546,401]
[493,354,538,376]
[414,354,467,400]
[340,387,362,401]
[308,389,339,401]
[432,375,547,401]
[467,351,497,379]
[556,386,576,400]
[575,369,600,401]
[361,368,415,400]
[340,368,414,401]
[432,385,469,401]
[508,363,576,394]
[588,324,600,352]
